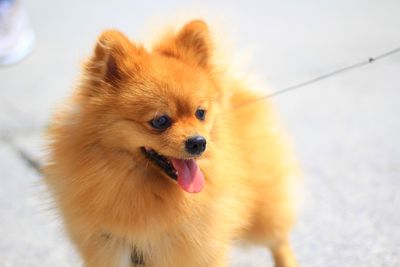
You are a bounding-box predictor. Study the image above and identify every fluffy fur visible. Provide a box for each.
[44,20,300,267]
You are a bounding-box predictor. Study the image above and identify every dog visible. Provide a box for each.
[44,19,300,267]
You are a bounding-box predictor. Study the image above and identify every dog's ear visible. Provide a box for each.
[155,20,212,68]
[86,30,138,89]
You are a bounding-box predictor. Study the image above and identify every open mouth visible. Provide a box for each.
[140,147,205,193]
[141,147,178,180]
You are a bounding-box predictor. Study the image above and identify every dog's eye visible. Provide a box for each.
[150,115,172,130]
[195,108,206,121]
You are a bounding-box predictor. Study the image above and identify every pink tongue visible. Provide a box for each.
[170,159,204,193]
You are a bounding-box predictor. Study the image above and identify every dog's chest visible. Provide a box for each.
[115,245,145,267]
[130,248,145,266]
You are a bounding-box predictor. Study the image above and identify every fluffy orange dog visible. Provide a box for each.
[45,20,300,267]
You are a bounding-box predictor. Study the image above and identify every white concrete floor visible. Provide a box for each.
[1,0,400,266]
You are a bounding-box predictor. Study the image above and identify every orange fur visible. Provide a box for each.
[44,20,300,267]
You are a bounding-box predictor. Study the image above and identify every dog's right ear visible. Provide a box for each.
[85,30,138,92]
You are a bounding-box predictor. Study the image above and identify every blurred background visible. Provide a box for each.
[1,0,399,266]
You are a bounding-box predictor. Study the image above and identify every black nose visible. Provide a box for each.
[185,136,207,155]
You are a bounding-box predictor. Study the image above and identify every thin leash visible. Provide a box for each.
[237,46,400,108]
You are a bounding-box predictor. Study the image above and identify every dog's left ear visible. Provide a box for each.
[155,20,212,68]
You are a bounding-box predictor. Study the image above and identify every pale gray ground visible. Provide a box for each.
[1,0,399,266]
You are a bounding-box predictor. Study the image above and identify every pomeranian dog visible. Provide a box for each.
[44,20,300,267]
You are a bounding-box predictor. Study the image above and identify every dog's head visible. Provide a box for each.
[81,20,223,193]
